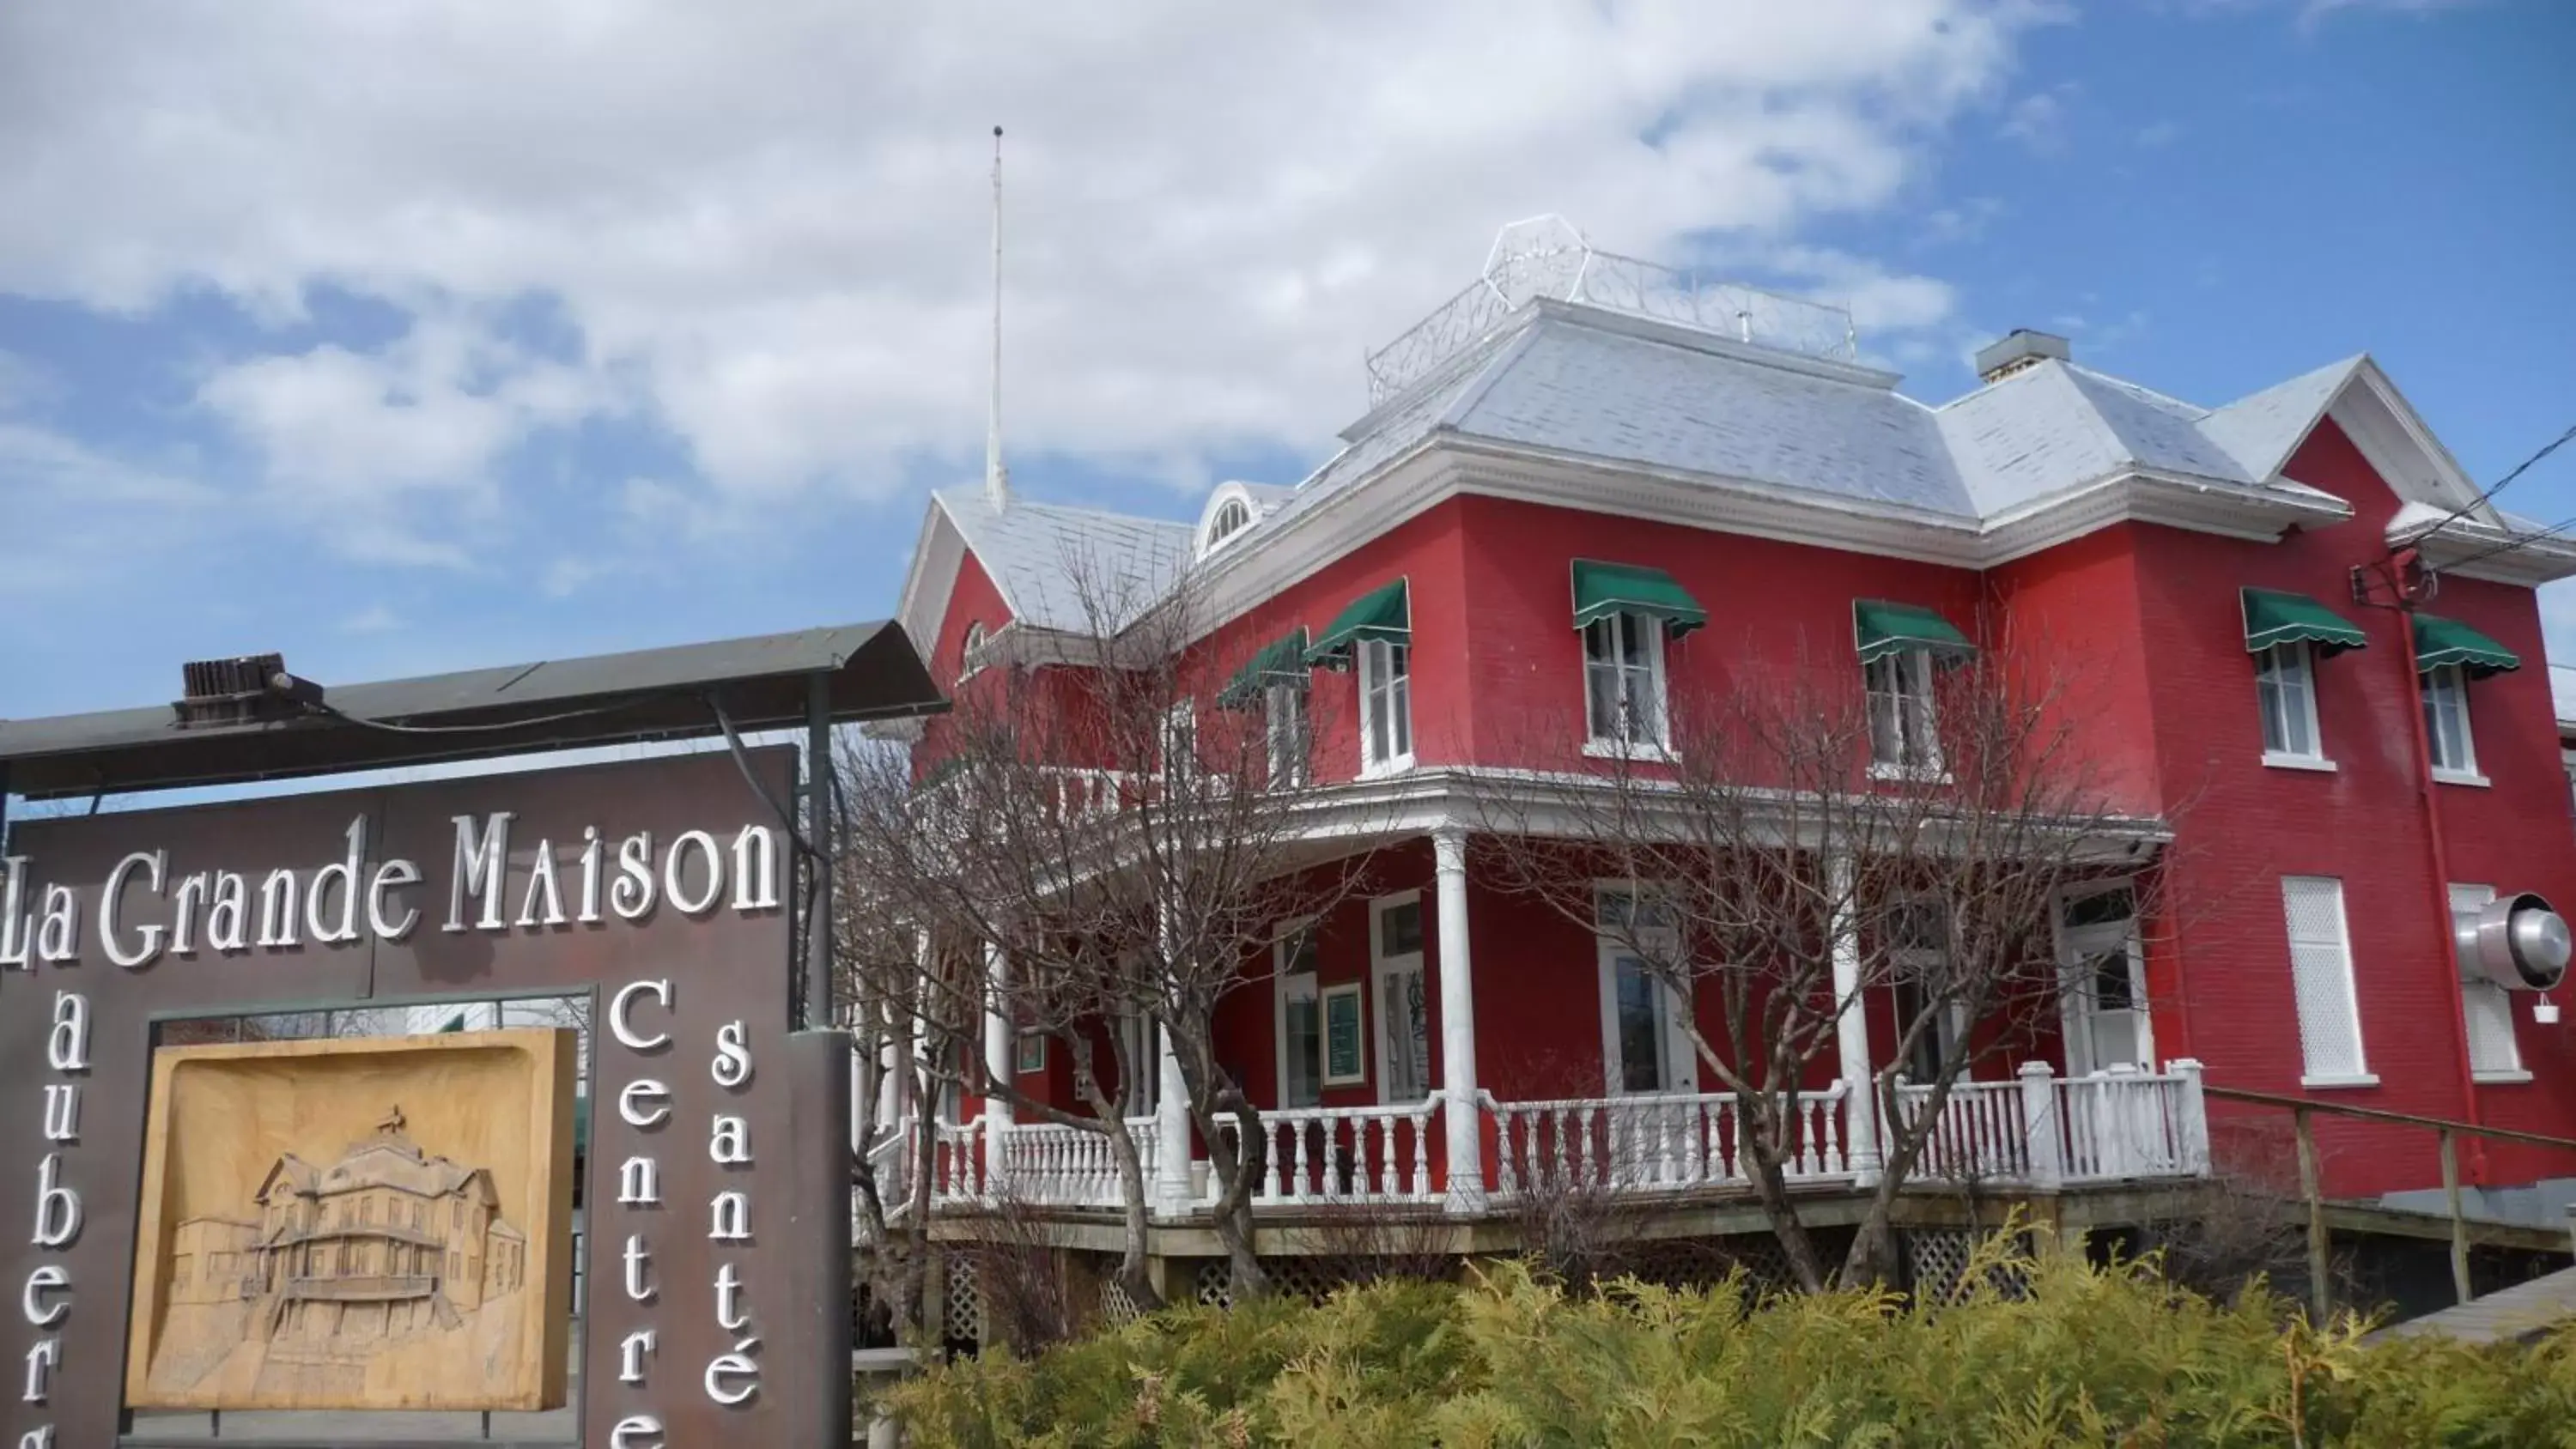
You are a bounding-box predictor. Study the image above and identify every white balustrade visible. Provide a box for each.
[884,1064,2209,1220]
[1481,1087,1850,1198]
[1238,1102,1442,1205]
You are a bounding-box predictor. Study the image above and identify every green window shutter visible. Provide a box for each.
[1852,599,1975,665]
[1570,561,1706,637]
[2240,587,2367,656]
[1218,628,1310,710]
[2412,613,2519,676]
[1304,579,1410,668]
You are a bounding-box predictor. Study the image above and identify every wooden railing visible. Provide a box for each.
[2202,1084,2576,1318]
[1237,1102,1441,1205]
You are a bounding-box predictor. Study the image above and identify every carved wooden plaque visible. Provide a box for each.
[122,1028,576,1411]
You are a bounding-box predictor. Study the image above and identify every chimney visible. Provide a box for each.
[1973,329,2070,385]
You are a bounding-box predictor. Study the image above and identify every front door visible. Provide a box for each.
[1372,894,1431,1103]
[2059,884,2151,1075]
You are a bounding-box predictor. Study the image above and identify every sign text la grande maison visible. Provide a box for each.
[0,814,783,968]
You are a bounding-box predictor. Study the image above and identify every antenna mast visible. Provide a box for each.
[984,124,1010,510]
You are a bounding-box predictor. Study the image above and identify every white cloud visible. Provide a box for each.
[0,0,2043,563]
[0,421,223,598]
[1998,82,2079,155]
[2136,119,2184,147]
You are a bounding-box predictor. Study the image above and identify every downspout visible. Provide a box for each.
[2396,598,2488,1181]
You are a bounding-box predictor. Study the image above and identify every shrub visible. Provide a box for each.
[884,1233,2576,1447]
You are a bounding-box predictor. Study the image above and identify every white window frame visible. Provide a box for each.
[1116,1009,1160,1117]
[1161,699,1197,782]
[1864,648,1944,780]
[2450,883,2528,1083]
[1203,497,1251,555]
[1014,1031,1048,1076]
[1593,886,1696,1096]
[1583,613,1671,759]
[957,621,988,684]
[1265,681,1310,789]
[2052,881,2154,1076]
[2423,664,2487,785]
[1272,919,1323,1107]
[1885,895,1968,1081]
[1358,638,1414,779]
[2281,876,2374,1088]
[2256,641,2331,770]
[1368,891,1431,1104]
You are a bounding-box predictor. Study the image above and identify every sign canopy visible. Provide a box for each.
[0,620,945,801]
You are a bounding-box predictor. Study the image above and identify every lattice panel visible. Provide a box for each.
[1100,1266,1142,1327]
[944,1250,987,1349]
[1905,1228,2030,1306]
[1194,1259,1234,1308]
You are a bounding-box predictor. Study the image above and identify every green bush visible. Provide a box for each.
[884,1236,2576,1447]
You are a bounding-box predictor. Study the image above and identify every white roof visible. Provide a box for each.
[913,297,2527,640]
[933,486,1194,636]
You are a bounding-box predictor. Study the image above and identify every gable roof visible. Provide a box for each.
[900,486,1196,649]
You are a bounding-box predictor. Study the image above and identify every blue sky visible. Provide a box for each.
[3,0,2572,738]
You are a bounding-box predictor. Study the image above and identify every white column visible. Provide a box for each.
[1432,828,1485,1208]
[1827,852,1881,1182]
[2019,1060,2064,1189]
[2170,1058,2209,1176]
[982,939,1014,1184]
[1154,1020,1190,1210]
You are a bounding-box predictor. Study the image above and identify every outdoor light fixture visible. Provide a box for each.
[171,653,325,729]
[2454,891,2573,992]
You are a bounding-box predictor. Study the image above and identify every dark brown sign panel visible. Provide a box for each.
[0,749,841,1448]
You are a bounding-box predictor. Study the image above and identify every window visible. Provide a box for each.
[2257,643,2324,763]
[1358,639,1413,774]
[1015,1032,1048,1076]
[1204,497,1251,554]
[2057,884,2151,1076]
[1584,613,1668,753]
[2423,665,2479,779]
[1275,925,1322,1107]
[1865,649,1941,774]
[1320,983,1367,1088]
[1118,1011,1161,1116]
[957,621,987,682]
[2281,876,2369,1083]
[1371,894,1430,1102]
[1595,889,1693,1094]
[1160,700,1197,781]
[1884,898,1965,1080]
[2451,884,2524,1080]
[1265,682,1309,789]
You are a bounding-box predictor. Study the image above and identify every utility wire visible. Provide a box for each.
[2413,422,2576,573]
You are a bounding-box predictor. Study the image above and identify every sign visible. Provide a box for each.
[125,1031,577,1411]
[0,750,846,1449]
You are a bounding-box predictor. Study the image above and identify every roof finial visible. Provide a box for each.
[984,124,1011,511]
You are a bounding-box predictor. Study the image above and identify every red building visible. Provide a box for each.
[875,223,2576,1239]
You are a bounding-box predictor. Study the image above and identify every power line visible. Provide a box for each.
[2411,421,2576,549]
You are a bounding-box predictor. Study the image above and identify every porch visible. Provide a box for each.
[884,1061,2210,1221]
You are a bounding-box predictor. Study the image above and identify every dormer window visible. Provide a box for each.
[1203,498,1251,555]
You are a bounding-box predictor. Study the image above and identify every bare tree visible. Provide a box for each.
[836,549,1384,1307]
[1483,642,2172,1290]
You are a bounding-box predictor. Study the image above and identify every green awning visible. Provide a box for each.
[1571,561,1706,637]
[1218,628,1310,709]
[2242,588,2366,656]
[1305,579,1409,667]
[2414,613,2520,676]
[1853,600,1975,665]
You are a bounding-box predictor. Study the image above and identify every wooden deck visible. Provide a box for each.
[2379,1265,2576,1345]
